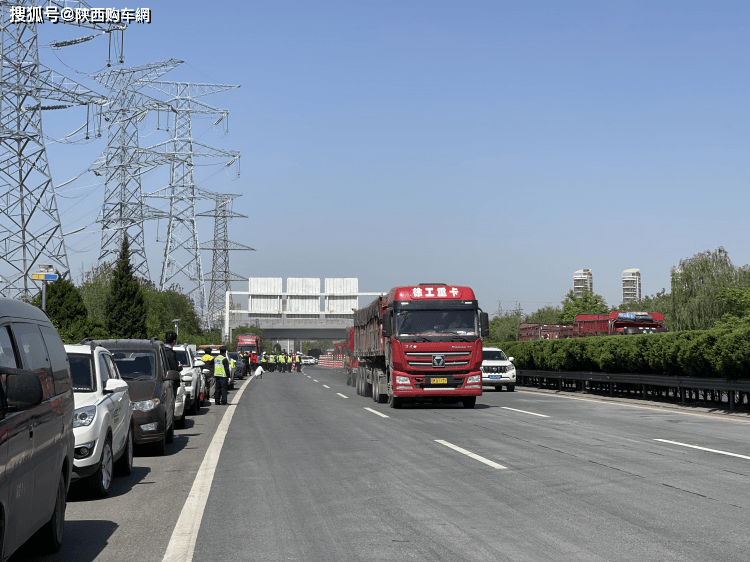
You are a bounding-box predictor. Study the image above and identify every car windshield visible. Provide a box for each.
[175,350,190,366]
[69,353,96,392]
[396,310,477,336]
[112,350,156,380]
[483,350,508,361]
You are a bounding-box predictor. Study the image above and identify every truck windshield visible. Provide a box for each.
[112,350,156,381]
[237,345,257,354]
[396,310,477,336]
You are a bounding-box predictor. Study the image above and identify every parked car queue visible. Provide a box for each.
[0,298,249,562]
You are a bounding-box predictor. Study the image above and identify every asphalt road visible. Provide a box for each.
[15,365,750,561]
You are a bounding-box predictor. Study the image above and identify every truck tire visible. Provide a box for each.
[355,368,361,395]
[363,371,373,398]
[389,394,401,409]
[372,375,379,402]
[462,397,476,409]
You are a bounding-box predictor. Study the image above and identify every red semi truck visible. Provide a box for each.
[350,284,489,409]
[573,311,667,337]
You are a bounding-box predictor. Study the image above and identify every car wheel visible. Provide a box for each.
[463,397,476,409]
[115,425,133,476]
[175,411,186,429]
[166,417,175,444]
[41,471,66,552]
[495,385,502,392]
[507,384,516,392]
[189,395,199,415]
[90,436,114,497]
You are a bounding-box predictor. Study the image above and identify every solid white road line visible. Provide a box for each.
[435,440,507,469]
[501,406,549,418]
[654,439,750,461]
[162,375,254,562]
[323,384,330,388]
[364,407,389,418]
[336,393,348,398]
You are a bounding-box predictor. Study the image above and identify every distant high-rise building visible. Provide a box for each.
[622,268,641,303]
[573,269,593,298]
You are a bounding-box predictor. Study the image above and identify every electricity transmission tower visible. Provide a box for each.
[144,81,240,321]
[198,192,253,330]
[0,1,117,298]
[90,59,182,279]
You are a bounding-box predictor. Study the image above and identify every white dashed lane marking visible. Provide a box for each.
[654,439,750,461]
[323,385,330,388]
[364,407,389,418]
[501,407,549,418]
[435,440,507,469]
[336,393,348,399]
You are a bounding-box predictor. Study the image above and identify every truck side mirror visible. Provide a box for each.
[382,311,392,337]
[480,312,490,338]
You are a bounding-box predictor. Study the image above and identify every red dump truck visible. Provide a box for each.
[350,284,489,409]
[518,323,574,341]
[235,334,263,355]
[343,327,359,375]
[573,311,667,337]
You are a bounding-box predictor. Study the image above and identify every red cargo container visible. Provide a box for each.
[351,284,489,409]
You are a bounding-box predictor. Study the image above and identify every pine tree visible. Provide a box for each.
[105,236,147,339]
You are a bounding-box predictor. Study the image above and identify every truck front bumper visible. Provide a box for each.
[390,369,482,397]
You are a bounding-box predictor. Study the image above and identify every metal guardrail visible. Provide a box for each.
[517,369,750,411]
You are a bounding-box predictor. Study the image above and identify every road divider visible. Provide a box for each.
[435,440,507,469]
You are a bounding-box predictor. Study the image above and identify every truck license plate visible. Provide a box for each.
[431,377,448,384]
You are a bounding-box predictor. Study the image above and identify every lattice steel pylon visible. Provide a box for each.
[197,192,254,330]
[89,59,182,279]
[144,81,240,321]
[0,1,115,299]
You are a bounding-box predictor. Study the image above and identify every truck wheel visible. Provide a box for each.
[372,376,379,402]
[355,369,361,395]
[389,394,401,409]
[507,384,516,392]
[364,376,373,398]
[463,397,476,409]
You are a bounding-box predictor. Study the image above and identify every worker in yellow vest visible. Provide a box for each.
[201,349,216,405]
[213,346,231,405]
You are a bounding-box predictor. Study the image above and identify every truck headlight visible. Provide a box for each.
[396,376,410,384]
[133,398,160,411]
[73,405,97,428]
[467,375,481,384]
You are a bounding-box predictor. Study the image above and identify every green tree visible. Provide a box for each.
[78,262,114,321]
[489,311,522,342]
[105,236,147,339]
[559,289,608,324]
[141,281,202,339]
[31,277,109,343]
[525,305,563,325]
[670,247,750,331]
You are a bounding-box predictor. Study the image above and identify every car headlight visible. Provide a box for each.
[467,375,481,384]
[73,405,97,428]
[396,376,410,384]
[133,398,160,411]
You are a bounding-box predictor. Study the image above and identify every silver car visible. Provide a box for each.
[481,347,516,391]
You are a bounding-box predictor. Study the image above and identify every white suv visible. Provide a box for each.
[174,345,205,415]
[481,347,516,392]
[66,342,134,497]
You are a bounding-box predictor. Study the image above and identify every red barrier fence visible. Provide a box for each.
[317,354,345,368]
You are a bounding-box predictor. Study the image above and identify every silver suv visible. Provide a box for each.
[481,347,516,391]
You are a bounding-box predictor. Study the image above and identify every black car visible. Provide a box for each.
[95,339,180,455]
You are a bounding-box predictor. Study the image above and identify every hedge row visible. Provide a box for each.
[487,327,750,380]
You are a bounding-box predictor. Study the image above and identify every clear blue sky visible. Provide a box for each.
[36,0,750,315]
